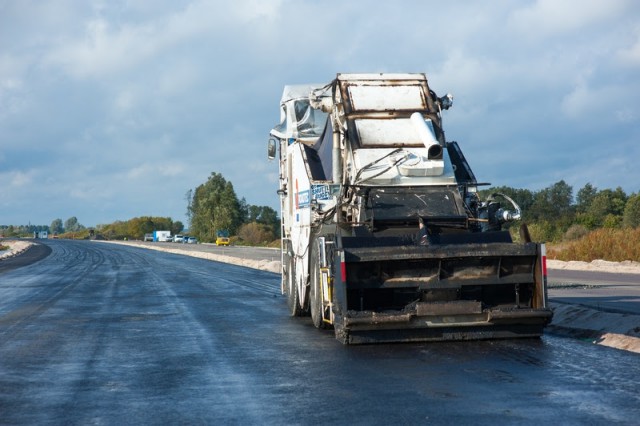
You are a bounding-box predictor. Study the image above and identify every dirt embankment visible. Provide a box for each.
[549,303,640,354]
[548,259,640,275]
[0,240,34,259]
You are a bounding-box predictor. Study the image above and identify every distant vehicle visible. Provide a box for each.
[173,235,184,243]
[153,230,172,242]
[144,233,154,242]
[187,237,197,244]
[215,230,230,246]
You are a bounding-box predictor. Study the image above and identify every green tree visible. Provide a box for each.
[248,205,280,238]
[528,180,574,222]
[576,183,598,213]
[188,172,242,242]
[185,190,194,225]
[611,187,628,216]
[96,216,176,240]
[50,218,64,234]
[586,188,627,228]
[238,197,249,223]
[623,194,640,228]
[64,216,84,232]
[171,221,184,235]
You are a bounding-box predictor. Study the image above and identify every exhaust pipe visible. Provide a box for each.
[410,112,443,159]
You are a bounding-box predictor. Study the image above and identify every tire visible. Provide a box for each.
[310,240,330,329]
[286,254,303,317]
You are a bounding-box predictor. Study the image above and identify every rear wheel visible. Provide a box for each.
[310,240,329,329]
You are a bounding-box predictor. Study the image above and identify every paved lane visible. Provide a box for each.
[548,269,640,314]
[1,240,638,425]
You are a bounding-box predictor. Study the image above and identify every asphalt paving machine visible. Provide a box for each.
[268,73,552,344]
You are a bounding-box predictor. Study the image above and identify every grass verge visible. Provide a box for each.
[548,228,640,262]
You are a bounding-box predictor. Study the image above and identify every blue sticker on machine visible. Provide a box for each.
[297,190,310,208]
[312,184,331,200]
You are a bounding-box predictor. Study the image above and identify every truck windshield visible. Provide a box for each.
[294,100,328,139]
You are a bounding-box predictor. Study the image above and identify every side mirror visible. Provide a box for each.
[267,138,277,160]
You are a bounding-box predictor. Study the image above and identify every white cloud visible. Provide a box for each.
[70,186,99,201]
[508,0,630,38]
[126,164,154,180]
[41,0,284,80]
[615,108,638,123]
[560,82,591,119]
[561,81,639,122]
[44,18,163,78]
[157,62,200,96]
[160,164,185,177]
[126,163,185,180]
[8,170,34,187]
[228,0,285,21]
[616,33,640,67]
[0,54,28,119]
[114,89,136,113]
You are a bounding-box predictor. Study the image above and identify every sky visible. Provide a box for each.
[1,0,639,228]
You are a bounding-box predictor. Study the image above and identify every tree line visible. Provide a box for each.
[96,172,280,245]
[0,217,86,238]
[1,172,279,244]
[93,171,279,244]
[5,176,636,246]
[96,217,184,240]
[187,174,639,245]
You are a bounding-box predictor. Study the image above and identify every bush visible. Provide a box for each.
[266,239,281,248]
[602,214,622,229]
[237,222,274,246]
[526,221,563,242]
[57,230,91,240]
[547,228,640,262]
[563,224,589,241]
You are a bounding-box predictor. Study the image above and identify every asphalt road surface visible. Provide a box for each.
[1,240,639,425]
[548,269,640,314]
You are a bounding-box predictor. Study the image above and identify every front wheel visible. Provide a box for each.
[286,254,304,317]
[310,240,330,329]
